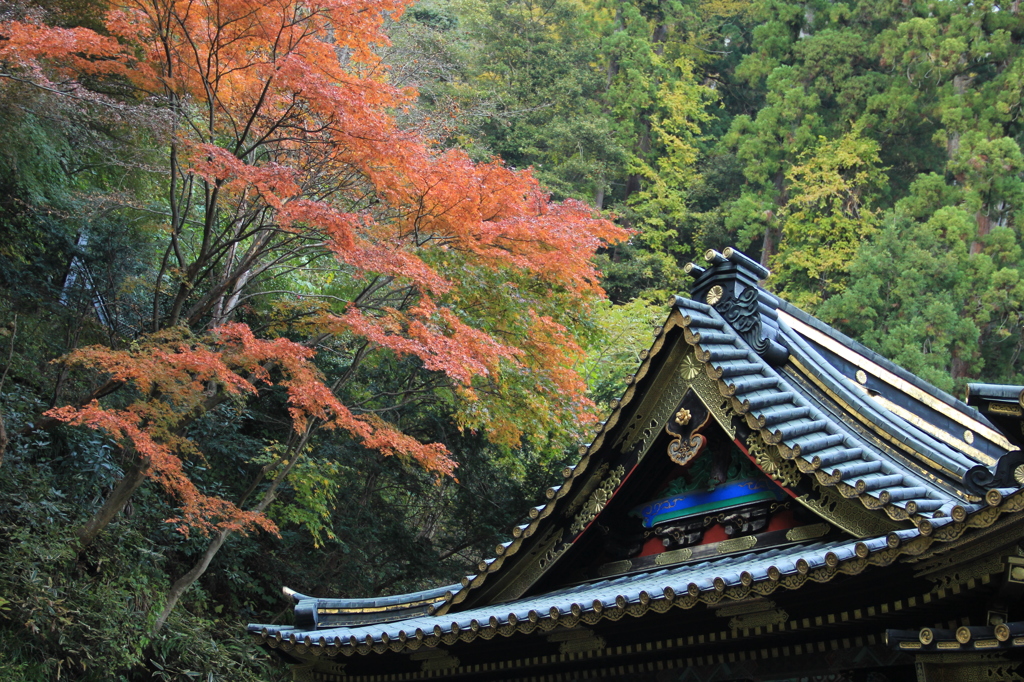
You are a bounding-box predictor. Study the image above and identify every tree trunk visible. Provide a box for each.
[970,211,991,255]
[150,430,311,632]
[78,456,148,549]
[151,528,231,632]
[0,405,7,469]
[0,312,12,468]
[760,224,779,269]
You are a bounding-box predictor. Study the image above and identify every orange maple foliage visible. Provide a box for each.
[46,325,451,536]
[11,0,628,538]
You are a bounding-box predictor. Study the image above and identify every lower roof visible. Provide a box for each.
[248,484,1024,658]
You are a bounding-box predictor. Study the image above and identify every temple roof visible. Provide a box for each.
[247,247,1024,670]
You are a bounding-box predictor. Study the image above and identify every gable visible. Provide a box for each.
[438,248,1019,614]
[248,248,1024,680]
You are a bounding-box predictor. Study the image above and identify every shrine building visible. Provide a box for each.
[248,248,1024,682]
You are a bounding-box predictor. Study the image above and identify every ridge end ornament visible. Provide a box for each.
[964,449,1024,495]
[712,286,787,364]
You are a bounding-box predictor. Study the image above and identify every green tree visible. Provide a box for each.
[771,126,887,308]
[821,174,1024,389]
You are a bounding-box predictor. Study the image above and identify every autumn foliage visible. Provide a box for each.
[1,0,627,542]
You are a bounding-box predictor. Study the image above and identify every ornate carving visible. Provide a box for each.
[654,501,776,550]
[691,370,738,437]
[718,535,758,553]
[785,523,830,542]
[716,286,761,340]
[964,449,1024,496]
[748,436,800,487]
[795,481,903,538]
[539,540,569,571]
[571,466,625,535]
[713,286,788,363]
[655,548,693,565]
[729,609,788,630]
[565,464,608,516]
[674,408,692,426]
[680,354,702,380]
[668,434,706,467]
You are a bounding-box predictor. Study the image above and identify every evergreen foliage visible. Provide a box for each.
[4,0,1024,678]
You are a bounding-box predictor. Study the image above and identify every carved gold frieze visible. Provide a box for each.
[565,464,608,517]
[655,547,693,565]
[989,402,1023,416]
[597,560,632,576]
[785,523,830,542]
[796,481,903,538]
[570,466,624,535]
[749,436,800,488]
[492,528,565,603]
[717,536,758,554]
[668,434,705,467]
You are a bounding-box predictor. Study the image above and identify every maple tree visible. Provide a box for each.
[0,0,627,631]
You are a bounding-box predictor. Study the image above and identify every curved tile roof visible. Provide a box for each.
[249,486,1024,657]
[249,246,1024,662]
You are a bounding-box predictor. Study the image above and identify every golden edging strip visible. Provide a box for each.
[778,310,1011,451]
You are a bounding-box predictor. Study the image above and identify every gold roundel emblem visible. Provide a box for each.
[964,430,974,444]
[681,354,702,380]
[1014,464,1024,487]
[856,370,867,384]
[706,285,724,306]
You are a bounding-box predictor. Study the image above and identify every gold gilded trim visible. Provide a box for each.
[320,597,445,615]
[857,387,997,467]
[989,402,1023,417]
[717,536,757,554]
[785,523,830,542]
[787,356,963,483]
[778,310,1011,450]
[795,482,902,538]
[655,548,693,565]
[597,560,633,576]
[570,466,625,535]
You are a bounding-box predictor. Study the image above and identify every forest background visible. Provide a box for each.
[2,0,1024,678]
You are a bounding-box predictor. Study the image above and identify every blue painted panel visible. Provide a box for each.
[636,478,786,528]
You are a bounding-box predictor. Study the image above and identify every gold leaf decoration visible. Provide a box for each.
[570,466,625,535]
[681,354,702,381]
[748,436,800,487]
